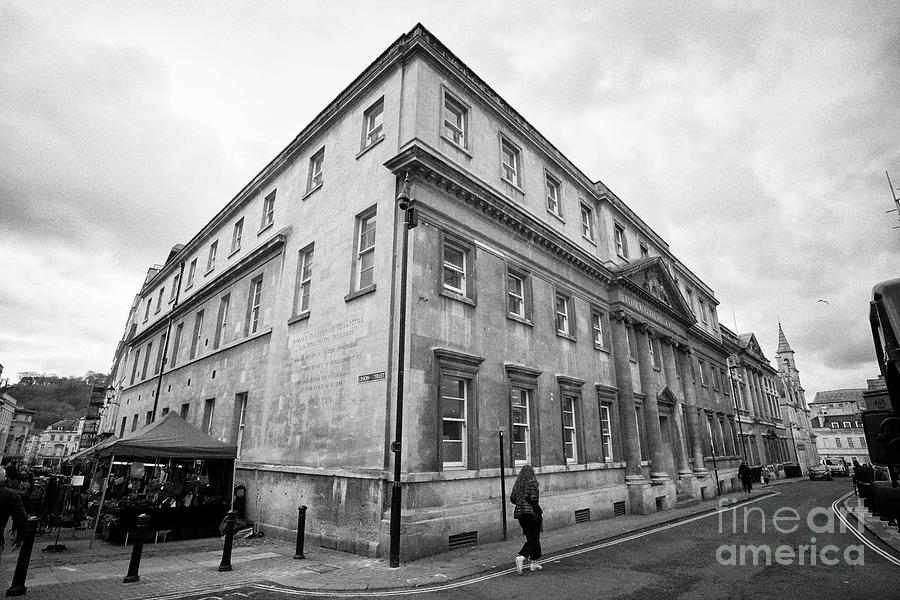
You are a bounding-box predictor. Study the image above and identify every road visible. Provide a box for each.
[166,480,898,600]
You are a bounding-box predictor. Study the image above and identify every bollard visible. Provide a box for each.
[123,514,150,583]
[218,509,238,572]
[6,516,39,597]
[294,505,307,559]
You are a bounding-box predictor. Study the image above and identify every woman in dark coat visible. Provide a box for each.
[738,462,753,493]
[509,464,542,574]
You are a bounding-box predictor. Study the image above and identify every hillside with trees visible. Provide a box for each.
[1,372,108,430]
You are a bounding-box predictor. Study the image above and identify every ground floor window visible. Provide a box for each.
[441,376,468,468]
[511,388,531,465]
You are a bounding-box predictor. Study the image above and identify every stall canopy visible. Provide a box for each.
[93,412,237,459]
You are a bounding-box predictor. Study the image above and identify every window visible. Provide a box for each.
[190,310,204,359]
[206,241,218,273]
[295,245,314,316]
[141,342,152,379]
[511,388,531,465]
[202,398,215,436]
[650,336,661,368]
[591,308,605,348]
[443,91,468,147]
[855,421,862,428]
[545,172,562,217]
[214,294,230,350]
[508,271,526,318]
[442,240,468,296]
[130,349,141,385]
[161,407,169,416]
[180,403,190,419]
[233,393,249,459]
[120,417,127,438]
[355,211,376,290]
[836,437,842,448]
[640,242,649,259]
[830,422,839,429]
[154,333,166,375]
[308,149,324,191]
[145,411,152,426]
[626,326,638,359]
[155,287,164,313]
[143,298,152,322]
[170,274,179,301]
[362,97,384,148]
[231,218,244,254]
[247,277,263,335]
[171,322,183,367]
[261,190,276,229]
[847,437,854,448]
[614,224,628,258]
[843,421,851,428]
[555,292,573,337]
[600,403,613,462]
[861,437,867,448]
[699,360,708,386]
[441,376,468,468]
[685,288,694,313]
[131,415,138,433]
[580,203,595,241]
[562,395,578,463]
[636,405,647,460]
[699,299,708,323]
[186,259,197,289]
[500,137,520,186]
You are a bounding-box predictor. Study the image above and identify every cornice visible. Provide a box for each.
[127,232,287,348]
[384,142,613,284]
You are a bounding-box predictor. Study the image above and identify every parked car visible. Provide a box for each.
[822,458,850,477]
[808,464,833,481]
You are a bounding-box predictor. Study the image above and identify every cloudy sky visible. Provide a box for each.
[1,1,898,402]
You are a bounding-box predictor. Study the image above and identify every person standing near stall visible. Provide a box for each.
[509,464,543,575]
[0,467,27,556]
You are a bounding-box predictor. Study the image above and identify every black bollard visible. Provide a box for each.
[123,514,150,583]
[218,509,238,572]
[294,505,307,559]
[6,516,39,597]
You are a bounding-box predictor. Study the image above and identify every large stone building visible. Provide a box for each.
[809,380,883,465]
[36,418,84,467]
[2,404,35,465]
[721,328,790,468]
[774,324,817,470]
[103,24,746,559]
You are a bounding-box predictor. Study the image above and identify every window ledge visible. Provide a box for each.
[594,345,610,354]
[344,284,376,303]
[501,177,526,195]
[439,289,475,306]
[547,210,565,225]
[302,183,323,201]
[356,135,384,159]
[287,311,310,326]
[257,222,274,236]
[556,331,577,342]
[204,267,215,277]
[440,134,473,158]
[582,235,597,246]
[227,247,240,258]
[506,313,534,327]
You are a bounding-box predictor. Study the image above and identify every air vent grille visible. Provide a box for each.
[574,508,591,524]
[448,531,478,550]
[613,501,626,517]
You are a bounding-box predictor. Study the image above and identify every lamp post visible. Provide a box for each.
[389,174,417,568]
[728,364,747,462]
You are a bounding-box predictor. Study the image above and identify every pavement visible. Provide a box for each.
[0,477,814,600]
[841,485,900,555]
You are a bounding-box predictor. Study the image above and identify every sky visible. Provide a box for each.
[1,1,898,403]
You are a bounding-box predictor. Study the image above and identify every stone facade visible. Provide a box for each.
[104,24,742,560]
[810,386,875,465]
[775,323,818,471]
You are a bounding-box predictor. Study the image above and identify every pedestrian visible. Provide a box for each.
[0,467,27,558]
[509,464,542,574]
[738,462,753,494]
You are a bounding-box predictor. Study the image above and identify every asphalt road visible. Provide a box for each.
[169,479,899,600]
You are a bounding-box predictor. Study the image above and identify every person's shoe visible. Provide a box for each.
[515,555,525,575]
[529,560,543,571]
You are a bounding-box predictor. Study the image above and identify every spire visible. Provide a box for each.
[777,321,793,354]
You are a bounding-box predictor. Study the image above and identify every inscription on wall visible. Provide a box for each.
[291,316,365,394]
[620,295,680,333]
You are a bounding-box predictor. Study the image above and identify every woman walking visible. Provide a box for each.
[509,464,542,574]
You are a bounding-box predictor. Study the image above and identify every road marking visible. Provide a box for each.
[831,491,900,567]
[234,493,780,598]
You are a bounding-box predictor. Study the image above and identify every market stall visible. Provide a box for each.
[86,412,237,545]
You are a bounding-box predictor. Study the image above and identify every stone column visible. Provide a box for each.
[634,325,667,482]
[610,313,644,483]
[677,346,707,474]
[713,412,726,457]
[742,366,760,419]
[662,338,691,476]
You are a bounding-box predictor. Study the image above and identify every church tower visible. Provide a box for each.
[776,322,806,408]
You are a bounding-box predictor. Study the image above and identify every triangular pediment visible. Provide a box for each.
[739,332,768,361]
[613,257,696,323]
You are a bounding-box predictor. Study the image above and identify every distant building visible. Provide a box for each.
[775,323,817,471]
[36,418,85,467]
[0,393,17,462]
[809,387,872,465]
[722,328,790,468]
[2,405,35,465]
[23,434,40,465]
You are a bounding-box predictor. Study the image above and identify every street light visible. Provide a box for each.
[389,173,417,568]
